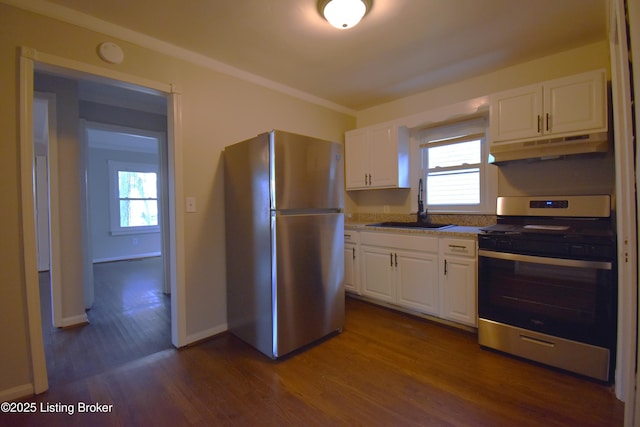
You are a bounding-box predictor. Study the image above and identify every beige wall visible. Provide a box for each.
[356,41,610,127]
[347,41,613,216]
[0,3,355,396]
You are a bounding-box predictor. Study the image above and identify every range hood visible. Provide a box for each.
[489,132,609,164]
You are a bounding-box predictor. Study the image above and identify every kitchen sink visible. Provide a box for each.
[366,221,454,230]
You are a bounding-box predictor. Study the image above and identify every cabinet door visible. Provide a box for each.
[367,124,398,188]
[440,256,477,326]
[345,129,369,190]
[396,250,439,316]
[344,243,358,294]
[361,245,395,303]
[544,70,606,136]
[490,84,543,143]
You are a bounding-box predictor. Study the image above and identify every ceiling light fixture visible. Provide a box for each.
[318,0,371,30]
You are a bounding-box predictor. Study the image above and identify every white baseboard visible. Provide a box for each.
[0,383,34,402]
[184,323,228,346]
[60,313,89,328]
[93,252,161,264]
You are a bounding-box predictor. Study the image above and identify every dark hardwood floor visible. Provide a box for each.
[5,290,623,426]
[38,257,171,386]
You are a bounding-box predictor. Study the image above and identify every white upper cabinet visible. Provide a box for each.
[490,83,543,142]
[544,71,607,135]
[344,129,368,189]
[345,123,410,190]
[490,69,607,144]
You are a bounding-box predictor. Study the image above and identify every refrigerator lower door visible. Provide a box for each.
[272,212,344,358]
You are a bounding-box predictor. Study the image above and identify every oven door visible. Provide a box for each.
[478,250,616,349]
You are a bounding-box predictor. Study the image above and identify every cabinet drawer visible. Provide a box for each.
[344,231,360,244]
[441,238,476,257]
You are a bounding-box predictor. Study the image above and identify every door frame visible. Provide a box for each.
[609,0,638,423]
[33,91,64,328]
[19,46,187,394]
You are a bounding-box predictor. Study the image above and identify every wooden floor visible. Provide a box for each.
[38,257,171,386]
[5,295,623,426]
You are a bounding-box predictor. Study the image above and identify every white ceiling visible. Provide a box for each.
[41,0,608,111]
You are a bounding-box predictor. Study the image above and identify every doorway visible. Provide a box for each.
[19,47,186,394]
[34,75,173,386]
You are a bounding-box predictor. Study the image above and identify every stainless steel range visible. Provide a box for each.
[478,195,617,382]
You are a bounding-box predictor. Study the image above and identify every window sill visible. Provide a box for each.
[110,227,160,236]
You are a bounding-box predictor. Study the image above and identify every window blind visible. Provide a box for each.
[418,117,486,149]
[420,118,486,206]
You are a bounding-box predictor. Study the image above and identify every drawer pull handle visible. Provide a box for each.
[448,244,467,249]
[520,334,556,348]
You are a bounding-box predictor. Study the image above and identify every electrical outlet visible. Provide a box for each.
[383,205,390,213]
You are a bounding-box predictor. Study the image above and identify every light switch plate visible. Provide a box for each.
[186,197,196,213]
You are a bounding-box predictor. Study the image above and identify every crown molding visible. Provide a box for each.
[3,0,356,116]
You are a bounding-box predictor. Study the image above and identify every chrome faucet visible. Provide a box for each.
[417,178,428,223]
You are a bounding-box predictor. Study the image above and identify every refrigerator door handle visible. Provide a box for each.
[274,208,343,216]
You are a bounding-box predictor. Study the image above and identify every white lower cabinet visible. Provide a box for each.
[344,231,360,294]
[396,249,439,316]
[360,232,439,316]
[361,245,396,302]
[359,230,477,329]
[439,238,477,327]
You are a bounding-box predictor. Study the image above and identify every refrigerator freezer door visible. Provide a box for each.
[271,131,343,211]
[272,212,344,357]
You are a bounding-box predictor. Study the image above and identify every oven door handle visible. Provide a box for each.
[478,250,612,270]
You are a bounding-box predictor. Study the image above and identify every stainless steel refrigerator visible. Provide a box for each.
[224,130,344,359]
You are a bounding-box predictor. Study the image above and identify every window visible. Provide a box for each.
[109,161,159,234]
[419,118,496,213]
